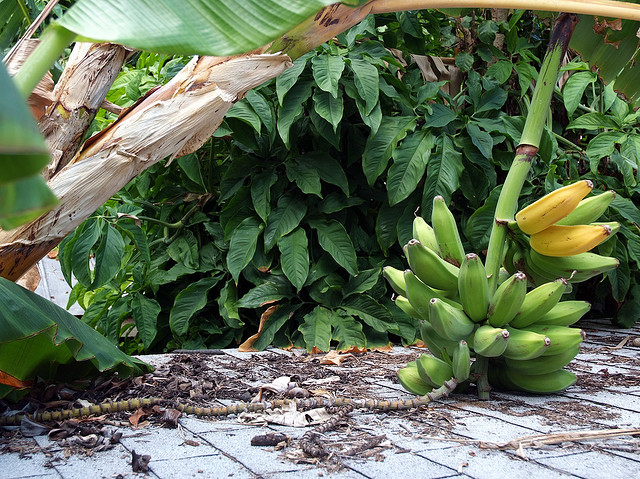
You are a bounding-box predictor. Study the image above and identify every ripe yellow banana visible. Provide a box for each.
[431,196,466,266]
[555,190,615,225]
[529,223,614,257]
[515,180,593,235]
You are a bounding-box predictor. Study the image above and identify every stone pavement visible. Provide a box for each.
[1,319,639,479]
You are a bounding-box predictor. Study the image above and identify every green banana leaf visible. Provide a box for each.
[0,275,152,400]
[56,0,368,56]
[0,62,56,230]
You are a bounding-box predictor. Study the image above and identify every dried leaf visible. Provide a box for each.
[128,408,148,427]
[319,350,353,365]
[238,305,278,352]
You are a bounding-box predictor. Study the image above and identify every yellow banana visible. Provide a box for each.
[535,300,591,326]
[529,223,614,257]
[383,266,407,296]
[431,196,466,267]
[428,298,475,342]
[469,325,510,357]
[487,272,527,327]
[404,239,460,291]
[397,360,433,395]
[555,190,615,225]
[515,180,593,235]
[416,354,454,388]
[458,253,490,322]
[412,216,440,253]
[508,278,567,328]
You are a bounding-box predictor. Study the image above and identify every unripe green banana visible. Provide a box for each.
[515,180,593,235]
[555,190,615,225]
[502,368,577,394]
[470,325,510,357]
[535,300,591,326]
[413,216,440,253]
[522,325,585,356]
[416,353,454,388]
[428,298,475,342]
[488,272,527,327]
[458,253,490,322]
[395,295,422,319]
[504,344,580,375]
[528,249,619,283]
[383,266,407,296]
[419,320,458,359]
[452,340,471,382]
[404,239,460,291]
[431,196,466,267]
[404,270,462,321]
[397,360,433,395]
[523,249,560,285]
[508,278,567,328]
[503,326,550,360]
[529,223,614,257]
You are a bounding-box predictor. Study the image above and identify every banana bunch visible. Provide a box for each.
[515,182,619,257]
[390,198,588,397]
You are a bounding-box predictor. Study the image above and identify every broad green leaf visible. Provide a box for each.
[562,71,597,117]
[425,103,457,128]
[236,280,291,309]
[0,62,50,185]
[615,285,640,328]
[309,219,358,276]
[421,135,464,218]
[313,88,344,132]
[227,216,264,283]
[348,57,379,115]
[263,194,307,251]
[177,153,206,189]
[167,229,200,269]
[0,174,58,230]
[276,51,314,106]
[278,228,309,291]
[91,224,126,289]
[331,314,366,351]
[117,221,151,263]
[514,61,537,98]
[343,268,380,297]
[251,169,278,222]
[476,88,508,114]
[218,279,243,329]
[0,277,151,398]
[299,306,333,352]
[57,0,360,56]
[169,276,221,336]
[455,52,473,72]
[319,192,363,214]
[303,152,350,196]
[612,195,640,224]
[277,78,313,148]
[465,185,501,252]
[286,159,322,197]
[311,54,345,98]
[341,295,398,334]
[252,304,301,351]
[376,201,403,255]
[362,116,416,186]
[131,294,161,349]
[226,101,262,134]
[567,112,620,131]
[606,244,630,301]
[486,60,513,84]
[246,90,275,141]
[386,130,434,206]
[586,131,627,172]
[466,123,493,159]
[71,219,102,288]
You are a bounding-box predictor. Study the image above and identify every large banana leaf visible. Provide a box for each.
[56,0,367,56]
[0,276,152,399]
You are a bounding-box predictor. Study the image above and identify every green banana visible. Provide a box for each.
[555,190,615,225]
[404,270,461,320]
[428,298,475,342]
[419,320,458,359]
[412,216,440,253]
[503,326,550,360]
[470,325,510,357]
[404,239,460,291]
[383,266,407,296]
[502,368,577,394]
[488,272,527,327]
[416,354,454,388]
[508,278,567,328]
[397,360,433,395]
[523,248,561,285]
[452,340,471,382]
[522,325,585,356]
[535,300,591,326]
[504,344,580,375]
[528,249,619,283]
[458,253,490,322]
[431,196,466,267]
[395,295,422,319]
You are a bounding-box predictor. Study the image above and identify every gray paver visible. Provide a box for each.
[0,447,61,479]
[148,454,254,479]
[535,450,639,479]
[344,448,457,478]
[47,443,136,479]
[119,425,218,461]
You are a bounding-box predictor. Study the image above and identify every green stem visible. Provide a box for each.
[12,25,76,98]
[474,355,491,400]
[15,0,30,24]
[485,13,578,292]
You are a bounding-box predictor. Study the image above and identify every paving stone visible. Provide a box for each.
[148,453,254,479]
[342,447,457,479]
[47,443,137,479]
[0,446,60,479]
[119,425,219,461]
[261,467,368,478]
[535,449,640,478]
[179,416,258,435]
